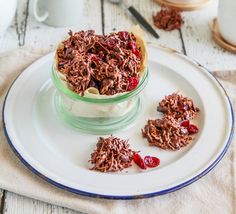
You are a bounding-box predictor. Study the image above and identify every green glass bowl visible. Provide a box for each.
[51,65,149,134]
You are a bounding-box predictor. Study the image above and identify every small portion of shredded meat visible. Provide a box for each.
[143,93,200,151]
[158,93,200,120]
[57,30,142,96]
[89,136,135,172]
[153,8,184,31]
[142,115,192,151]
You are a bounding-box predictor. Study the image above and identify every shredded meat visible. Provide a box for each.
[158,93,200,120]
[143,93,200,151]
[142,115,192,151]
[89,136,135,172]
[153,8,184,31]
[57,30,142,96]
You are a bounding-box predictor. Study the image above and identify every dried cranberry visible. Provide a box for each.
[188,124,199,134]
[127,41,137,52]
[133,49,140,58]
[144,156,160,168]
[181,120,190,128]
[106,38,116,49]
[133,153,146,169]
[128,77,139,91]
[119,31,129,40]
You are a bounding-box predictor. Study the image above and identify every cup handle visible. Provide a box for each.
[33,0,49,22]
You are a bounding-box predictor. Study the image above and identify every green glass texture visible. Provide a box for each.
[51,65,149,104]
[51,65,149,134]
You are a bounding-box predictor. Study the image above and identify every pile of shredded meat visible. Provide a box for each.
[153,8,184,31]
[142,115,192,150]
[142,93,200,151]
[56,30,142,96]
[157,93,200,120]
[89,136,135,172]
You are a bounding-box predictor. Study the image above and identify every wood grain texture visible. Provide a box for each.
[0,0,29,53]
[0,0,102,53]
[0,190,6,214]
[181,0,236,70]
[4,192,82,214]
[21,0,102,53]
[103,0,183,52]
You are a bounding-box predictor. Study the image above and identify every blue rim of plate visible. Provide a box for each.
[2,47,235,200]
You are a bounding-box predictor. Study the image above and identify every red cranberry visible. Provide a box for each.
[133,153,146,169]
[188,124,199,134]
[181,120,190,128]
[133,49,140,58]
[127,41,137,52]
[144,156,160,168]
[127,77,139,91]
[119,31,129,40]
[106,38,117,49]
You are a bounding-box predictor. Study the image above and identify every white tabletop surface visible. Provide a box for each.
[0,0,236,213]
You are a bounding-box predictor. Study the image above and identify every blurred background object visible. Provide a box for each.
[217,0,236,46]
[168,0,201,3]
[0,0,17,35]
[33,0,85,27]
[154,0,213,11]
[109,0,159,38]
[211,0,236,53]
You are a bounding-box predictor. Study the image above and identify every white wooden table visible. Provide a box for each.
[0,0,236,213]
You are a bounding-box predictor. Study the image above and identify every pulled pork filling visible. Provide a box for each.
[89,136,135,172]
[57,30,142,96]
[142,115,192,150]
[157,93,200,120]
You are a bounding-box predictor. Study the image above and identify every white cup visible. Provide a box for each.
[0,0,17,35]
[217,0,236,46]
[33,0,84,27]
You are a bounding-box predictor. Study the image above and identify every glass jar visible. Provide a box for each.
[51,65,149,134]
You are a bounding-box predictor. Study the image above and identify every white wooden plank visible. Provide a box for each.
[21,0,103,52]
[0,0,29,53]
[4,192,83,214]
[0,26,18,53]
[181,0,236,70]
[0,189,4,211]
[0,0,103,53]
[103,0,183,52]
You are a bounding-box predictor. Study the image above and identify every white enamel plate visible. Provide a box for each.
[3,45,234,199]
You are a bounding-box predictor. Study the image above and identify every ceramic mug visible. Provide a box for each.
[33,0,84,27]
[217,0,236,45]
[0,0,17,35]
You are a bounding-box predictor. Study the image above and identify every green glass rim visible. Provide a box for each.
[51,65,149,104]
